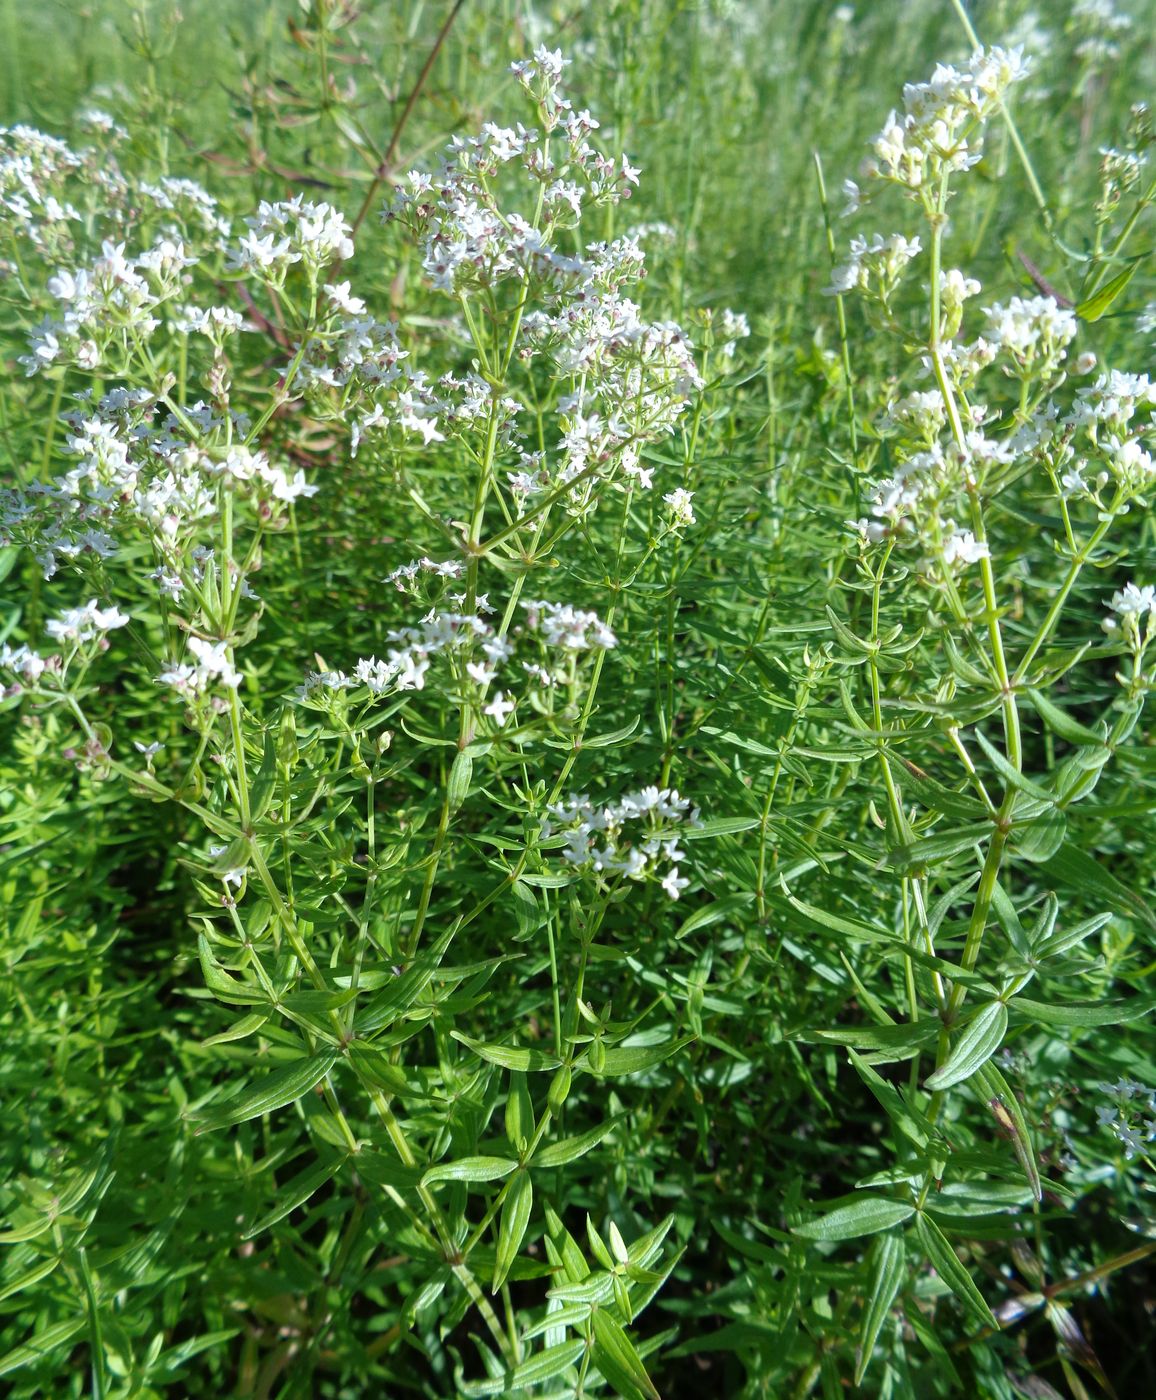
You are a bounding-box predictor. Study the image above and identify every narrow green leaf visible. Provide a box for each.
[925,1002,1008,1091]
[889,824,991,872]
[0,1317,87,1377]
[810,1022,939,1058]
[447,749,473,813]
[1013,808,1068,863]
[1077,259,1142,321]
[675,892,756,940]
[422,1156,518,1187]
[1038,843,1156,933]
[591,1309,660,1400]
[785,893,895,945]
[1011,995,1155,1028]
[792,1196,915,1242]
[826,604,873,656]
[194,1051,339,1132]
[197,933,266,1006]
[357,925,457,1033]
[973,729,1054,803]
[0,1255,60,1305]
[243,1155,344,1239]
[848,1050,932,1150]
[207,835,251,876]
[0,1216,54,1246]
[914,1211,998,1331]
[1024,688,1105,746]
[492,1170,533,1292]
[679,816,760,840]
[585,1038,693,1076]
[699,724,782,757]
[897,761,988,821]
[972,1061,1042,1202]
[249,731,278,821]
[1034,910,1112,959]
[583,714,642,748]
[509,1339,586,1387]
[351,1151,424,1193]
[856,1232,906,1385]
[202,1011,270,1046]
[534,1116,619,1169]
[452,1033,562,1072]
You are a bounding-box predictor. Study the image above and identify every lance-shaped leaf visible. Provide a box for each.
[492,1170,533,1292]
[583,1037,693,1076]
[194,1050,339,1132]
[535,1116,621,1169]
[243,1154,345,1239]
[792,1196,915,1242]
[856,1232,906,1386]
[1077,258,1143,321]
[915,1212,998,1331]
[357,925,457,1033]
[925,1002,1007,1092]
[973,1061,1042,1202]
[452,1032,562,1072]
[591,1308,660,1400]
[1024,687,1105,746]
[1039,842,1156,933]
[1010,995,1155,1029]
[422,1156,518,1187]
[508,1339,587,1388]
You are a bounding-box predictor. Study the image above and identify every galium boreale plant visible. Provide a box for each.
[0,48,722,1396]
[788,40,1156,1390]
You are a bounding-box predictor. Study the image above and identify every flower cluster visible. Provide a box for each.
[982,294,1077,376]
[520,599,617,651]
[1103,582,1156,648]
[300,592,617,721]
[302,55,705,515]
[825,232,922,302]
[0,597,129,696]
[1070,0,1134,65]
[541,785,701,897]
[0,390,314,584]
[1013,369,1155,507]
[159,636,243,699]
[22,236,195,376]
[856,47,1031,197]
[1095,1077,1155,1160]
[45,598,130,643]
[226,197,354,280]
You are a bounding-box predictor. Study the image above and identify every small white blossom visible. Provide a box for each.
[663,487,696,527]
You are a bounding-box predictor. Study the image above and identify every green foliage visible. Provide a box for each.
[2,1,1156,1397]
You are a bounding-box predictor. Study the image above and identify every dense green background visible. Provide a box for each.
[2,2,1155,1396]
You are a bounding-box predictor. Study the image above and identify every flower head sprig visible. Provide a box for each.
[226,196,353,283]
[541,786,701,897]
[1096,1077,1156,1162]
[859,47,1031,199]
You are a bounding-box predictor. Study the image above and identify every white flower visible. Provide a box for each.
[208,844,246,889]
[484,691,515,725]
[521,599,617,650]
[661,866,690,899]
[325,280,366,315]
[942,530,990,567]
[663,487,696,526]
[0,643,47,682]
[1109,582,1156,617]
[45,599,130,643]
[188,637,243,688]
